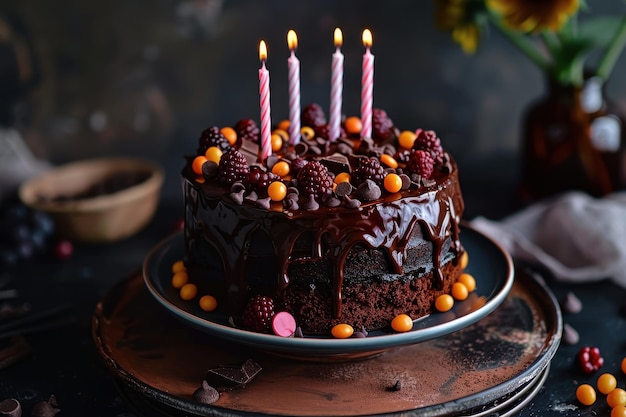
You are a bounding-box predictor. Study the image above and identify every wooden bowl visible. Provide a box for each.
[19,157,164,243]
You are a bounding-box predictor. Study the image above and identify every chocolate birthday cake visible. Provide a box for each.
[181,105,465,335]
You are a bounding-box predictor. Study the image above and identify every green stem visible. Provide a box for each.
[597,16,626,80]
[488,11,551,72]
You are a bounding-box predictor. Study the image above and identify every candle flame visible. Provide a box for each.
[287,30,298,51]
[334,28,343,48]
[362,29,372,48]
[259,40,267,61]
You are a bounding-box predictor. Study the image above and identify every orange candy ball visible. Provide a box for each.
[277,119,290,132]
[331,323,354,339]
[598,373,617,395]
[608,388,626,409]
[435,294,454,312]
[205,146,223,164]
[398,130,417,149]
[199,295,218,312]
[171,270,189,289]
[612,405,626,417]
[576,384,596,406]
[192,155,208,175]
[171,260,186,274]
[268,181,287,201]
[622,356,626,374]
[460,251,469,270]
[344,116,362,135]
[391,314,413,332]
[179,283,198,301]
[272,161,290,177]
[451,282,469,301]
[220,126,237,145]
[334,172,351,184]
[271,133,283,151]
[384,173,403,193]
[380,154,398,169]
[457,273,476,292]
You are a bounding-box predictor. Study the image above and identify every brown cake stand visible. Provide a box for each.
[92,266,561,417]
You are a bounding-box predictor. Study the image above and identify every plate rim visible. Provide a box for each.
[141,224,514,356]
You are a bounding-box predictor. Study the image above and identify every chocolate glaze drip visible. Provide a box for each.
[183,162,464,319]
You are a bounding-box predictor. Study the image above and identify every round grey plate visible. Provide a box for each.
[142,225,514,360]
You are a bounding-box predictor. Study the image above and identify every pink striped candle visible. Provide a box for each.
[287,30,301,145]
[360,29,374,139]
[258,40,272,162]
[329,28,344,142]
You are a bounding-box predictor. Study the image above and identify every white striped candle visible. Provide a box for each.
[258,40,272,162]
[329,28,344,142]
[361,29,374,139]
[287,30,301,146]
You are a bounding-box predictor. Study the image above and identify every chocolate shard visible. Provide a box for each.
[205,359,262,390]
[320,153,350,175]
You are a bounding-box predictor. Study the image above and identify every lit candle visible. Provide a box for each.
[361,29,374,139]
[329,28,344,142]
[259,40,272,162]
[287,30,301,145]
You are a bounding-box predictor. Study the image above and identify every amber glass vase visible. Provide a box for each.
[520,76,626,201]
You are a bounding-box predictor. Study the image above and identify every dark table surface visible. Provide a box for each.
[1,181,626,416]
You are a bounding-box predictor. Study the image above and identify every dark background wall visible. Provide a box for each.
[2,0,626,201]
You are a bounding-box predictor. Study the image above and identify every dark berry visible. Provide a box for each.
[413,129,444,165]
[351,157,385,187]
[218,150,250,186]
[297,161,333,198]
[198,126,233,155]
[290,157,307,175]
[405,149,435,179]
[314,124,331,140]
[577,346,603,375]
[245,166,280,193]
[302,103,326,128]
[394,149,412,164]
[372,108,395,143]
[235,119,260,144]
[54,240,74,260]
[241,295,275,333]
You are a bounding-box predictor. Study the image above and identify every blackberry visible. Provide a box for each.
[406,149,435,179]
[290,157,307,175]
[235,119,260,144]
[413,130,444,165]
[372,108,395,142]
[241,295,275,333]
[198,126,233,155]
[351,156,386,187]
[245,166,280,192]
[314,124,331,140]
[297,161,333,198]
[218,150,250,186]
[302,103,326,127]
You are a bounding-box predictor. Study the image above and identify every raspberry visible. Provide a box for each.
[197,126,233,155]
[297,161,333,198]
[372,108,395,142]
[577,346,604,375]
[413,130,444,165]
[406,149,435,179]
[245,166,280,192]
[302,103,326,127]
[235,119,260,144]
[218,150,250,186]
[351,157,385,187]
[241,295,275,333]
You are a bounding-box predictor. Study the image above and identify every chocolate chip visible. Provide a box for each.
[344,197,361,209]
[357,179,382,201]
[230,181,246,193]
[324,196,341,208]
[334,182,353,198]
[202,161,218,179]
[229,190,245,205]
[561,291,582,314]
[205,359,262,390]
[301,194,320,211]
[193,381,220,404]
[294,327,304,338]
[30,395,59,417]
[265,155,280,171]
[244,191,258,203]
[283,198,299,211]
[399,174,411,190]
[0,399,22,417]
[562,323,580,345]
[294,142,308,155]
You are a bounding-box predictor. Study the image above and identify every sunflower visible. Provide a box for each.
[486,0,580,33]
[435,0,487,53]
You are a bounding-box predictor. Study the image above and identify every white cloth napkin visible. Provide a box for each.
[470,191,626,288]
